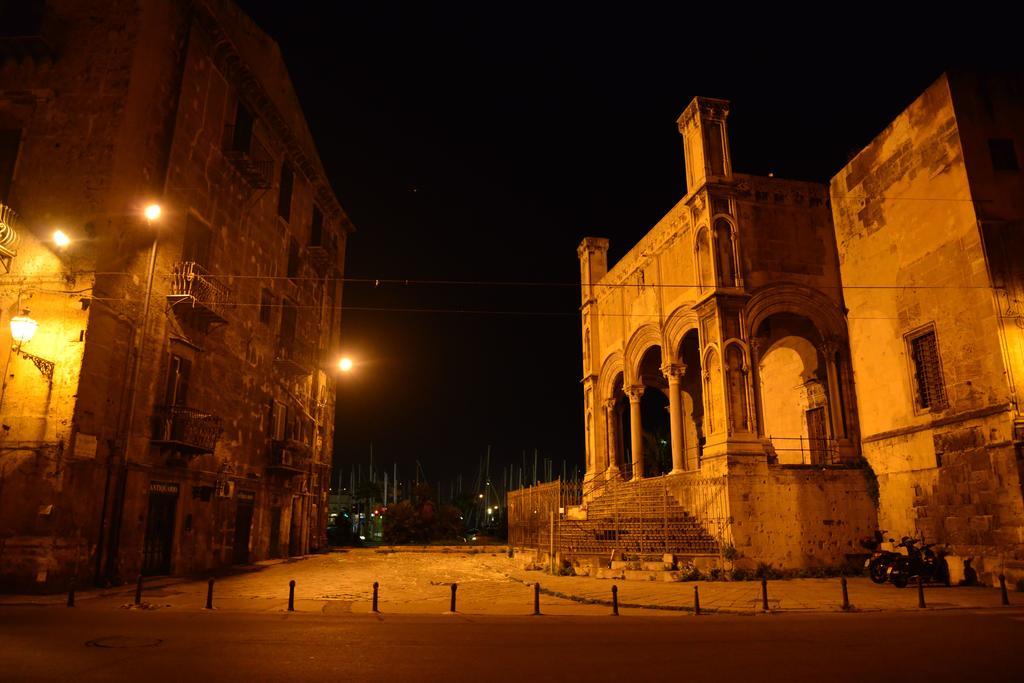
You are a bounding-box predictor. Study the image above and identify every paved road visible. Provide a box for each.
[2,605,1022,681]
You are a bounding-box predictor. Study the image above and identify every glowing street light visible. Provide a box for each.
[52,230,71,249]
[9,314,38,346]
[338,357,353,372]
[144,203,162,222]
[7,311,53,382]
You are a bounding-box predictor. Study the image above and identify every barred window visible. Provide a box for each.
[909,329,947,410]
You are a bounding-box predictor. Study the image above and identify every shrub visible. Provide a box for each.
[677,565,703,582]
[722,545,739,561]
[755,562,784,580]
[730,568,750,582]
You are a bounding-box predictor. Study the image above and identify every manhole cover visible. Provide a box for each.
[86,636,163,649]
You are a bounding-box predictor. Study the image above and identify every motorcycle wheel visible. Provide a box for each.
[868,559,888,584]
[891,573,908,588]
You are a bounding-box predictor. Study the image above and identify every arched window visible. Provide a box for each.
[695,228,713,291]
[725,344,750,433]
[714,218,737,287]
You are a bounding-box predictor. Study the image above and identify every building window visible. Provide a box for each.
[286,237,300,279]
[310,205,324,247]
[271,400,287,440]
[182,214,213,268]
[0,129,21,203]
[277,163,293,221]
[164,354,192,407]
[259,289,273,325]
[908,327,947,411]
[228,101,254,154]
[989,138,1019,172]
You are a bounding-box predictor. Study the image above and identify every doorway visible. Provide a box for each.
[233,495,254,564]
[269,506,282,559]
[142,483,179,576]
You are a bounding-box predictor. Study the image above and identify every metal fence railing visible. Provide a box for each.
[767,436,840,465]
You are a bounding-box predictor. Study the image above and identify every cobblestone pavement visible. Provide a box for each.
[1,548,1014,616]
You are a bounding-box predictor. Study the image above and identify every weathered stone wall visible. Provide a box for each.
[725,461,878,569]
[831,73,1024,581]
[0,0,348,592]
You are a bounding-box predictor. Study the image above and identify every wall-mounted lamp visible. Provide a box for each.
[52,229,71,249]
[9,312,54,382]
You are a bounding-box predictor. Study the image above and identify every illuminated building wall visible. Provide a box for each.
[832,72,1024,582]
[0,0,351,592]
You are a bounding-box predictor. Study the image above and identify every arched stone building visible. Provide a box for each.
[575,97,877,568]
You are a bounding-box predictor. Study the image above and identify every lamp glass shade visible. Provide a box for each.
[10,315,38,345]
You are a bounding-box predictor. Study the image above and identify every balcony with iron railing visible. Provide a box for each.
[306,227,337,275]
[151,405,222,455]
[274,337,316,376]
[0,203,20,274]
[267,438,313,476]
[222,125,275,189]
[167,261,231,331]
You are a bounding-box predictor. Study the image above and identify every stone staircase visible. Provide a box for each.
[557,478,720,559]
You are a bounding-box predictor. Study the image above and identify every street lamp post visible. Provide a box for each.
[103,203,162,584]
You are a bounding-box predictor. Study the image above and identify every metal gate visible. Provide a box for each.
[142,482,179,576]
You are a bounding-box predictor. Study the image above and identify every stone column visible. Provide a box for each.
[604,398,621,479]
[625,386,645,480]
[663,364,687,474]
[821,337,842,440]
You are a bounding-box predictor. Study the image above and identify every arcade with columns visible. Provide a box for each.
[572,96,877,568]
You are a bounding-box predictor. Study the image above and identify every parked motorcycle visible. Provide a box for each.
[860,530,901,584]
[885,536,950,588]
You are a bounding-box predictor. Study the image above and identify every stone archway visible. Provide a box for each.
[754,313,835,465]
[678,330,705,469]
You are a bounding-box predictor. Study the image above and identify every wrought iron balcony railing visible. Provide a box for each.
[268,439,313,475]
[306,229,338,275]
[151,405,222,455]
[0,203,19,274]
[222,125,275,189]
[274,338,315,376]
[168,261,231,330]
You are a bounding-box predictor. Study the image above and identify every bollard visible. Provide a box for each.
[917,575,926,608]
[534,582,541,616]
[611,584,619,616]
[372,582,379,613]
[693,585,700,616]
[67,579,75,608]
[205,578,215,610]
[288,579,295,612]
[134,575,143,606]
[840,575,850,611]
[450,583,457,612]
[999,574,1010,606]
[761,577,769,612]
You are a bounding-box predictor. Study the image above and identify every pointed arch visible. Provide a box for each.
[712,215,739,287]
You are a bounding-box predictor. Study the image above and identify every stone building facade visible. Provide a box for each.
[572,74,1024,579]
[0,0,350,592]
[577,97,877,569]
[832,72,1024,582]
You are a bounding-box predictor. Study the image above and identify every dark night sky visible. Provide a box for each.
[233,4,1010,487]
